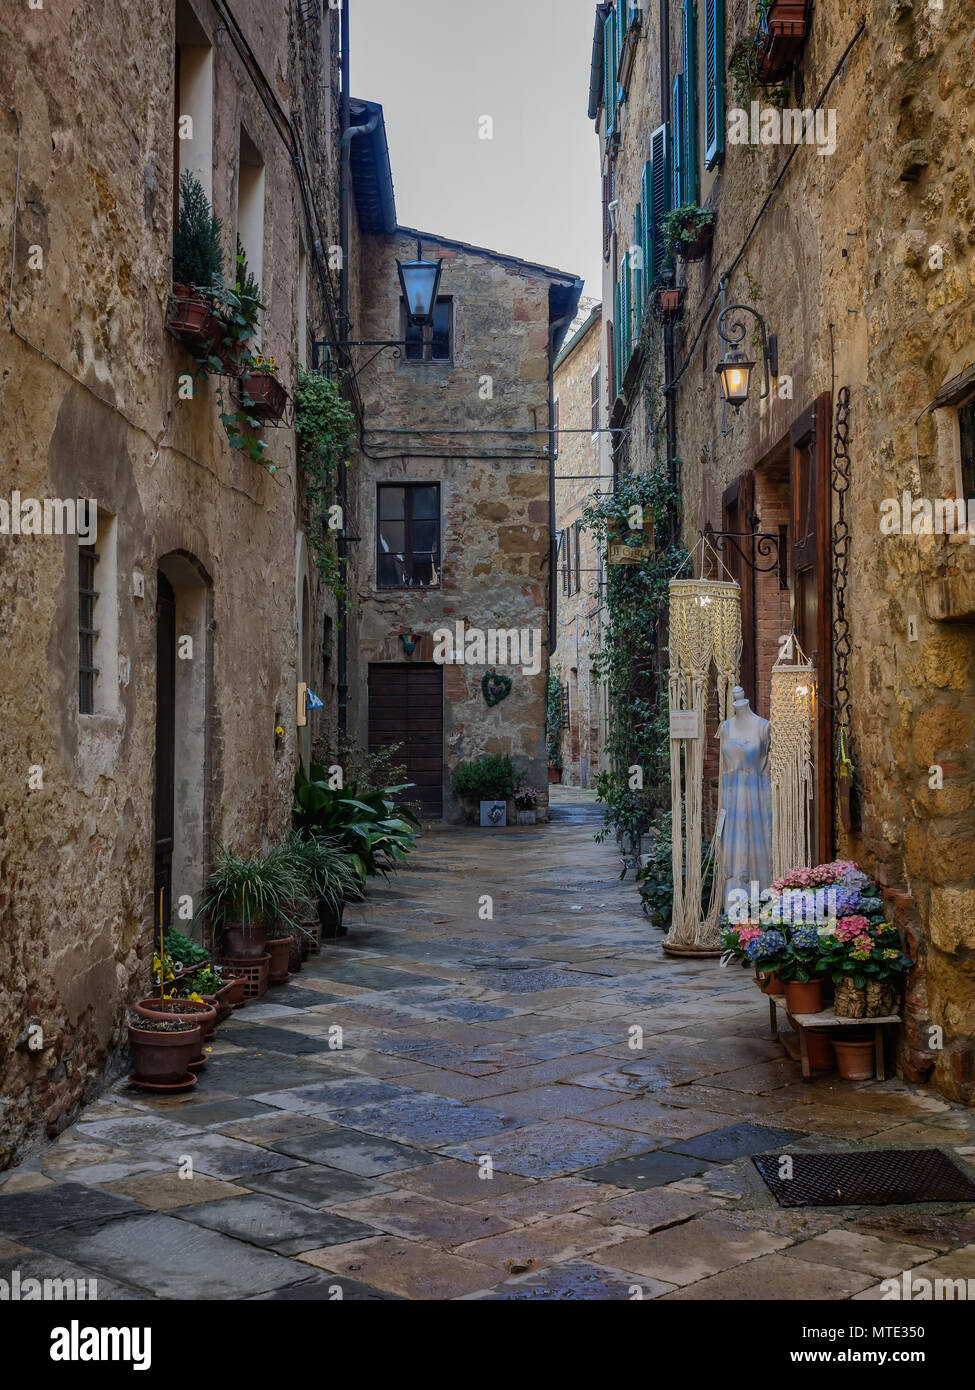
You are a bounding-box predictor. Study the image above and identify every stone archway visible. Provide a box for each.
[153,552,212,934]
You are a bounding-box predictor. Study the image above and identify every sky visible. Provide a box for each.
[350,0,603,303]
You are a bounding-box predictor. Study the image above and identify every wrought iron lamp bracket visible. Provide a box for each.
[701,521,789,590]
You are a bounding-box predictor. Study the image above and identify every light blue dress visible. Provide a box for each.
[719,714,773,912]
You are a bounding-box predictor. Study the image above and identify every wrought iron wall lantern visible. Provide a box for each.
[715,276,778,434]
[312,240,445,375]
[702,520,789,591]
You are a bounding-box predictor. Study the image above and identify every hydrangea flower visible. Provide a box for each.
[836,914,871,942]
[790,926,821,953]
[850,948,871,961]
[882,948,900,961]
[737,925,763,946]
[746,929,787,961]
[854,934,873,951]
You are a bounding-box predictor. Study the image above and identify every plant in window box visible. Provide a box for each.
[239,352,289,424]
[169,171,224,346]
[660,205,716,263]
[514,785,539,825]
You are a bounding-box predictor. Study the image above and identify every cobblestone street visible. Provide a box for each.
[2,794,974,1301]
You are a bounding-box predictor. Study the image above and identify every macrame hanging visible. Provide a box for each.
[769,639,817,880]
[665,540,742,954]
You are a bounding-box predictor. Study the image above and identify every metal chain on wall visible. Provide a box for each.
[831,385,858,831]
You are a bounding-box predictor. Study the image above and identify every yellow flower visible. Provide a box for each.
[275,726,285,738]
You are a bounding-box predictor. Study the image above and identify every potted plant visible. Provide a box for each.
[284,830,361,941]
[818,914,912,1019]
[451,754,519,826]
[830,1030,876,1081]
[514,785,538,825]
[240,353,288,424]
[176,964,233,1029]
[660,204,716,262]
[168,171,224,346]
[127,1014,202,1091]
[776,926,828,1014]
[199,843,303,960]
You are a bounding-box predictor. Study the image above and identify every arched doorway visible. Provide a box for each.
[153,553,211,935]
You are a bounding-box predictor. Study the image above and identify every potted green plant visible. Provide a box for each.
[660,204,716,262]
[199,843,303,960]
[127,1014,202,1092]
[818,914,912,1019]
[451,754,519,826]
[176,964,233,1029]
[514,785,538,825]
[284,831,360,941]
[240,352,288,424]
[755,0,808,82]
[169,171,224,346]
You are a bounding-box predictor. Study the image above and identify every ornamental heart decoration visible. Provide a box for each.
[482,669,512,707]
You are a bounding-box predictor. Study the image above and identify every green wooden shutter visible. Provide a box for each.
[633,205,644,336]
[613,277,622,396]
[681,0,698,203]
[649,122,669,281]
[704,0,725,168]
[604,7,617,137]
[672,75,684,208]
[641,161,652,281]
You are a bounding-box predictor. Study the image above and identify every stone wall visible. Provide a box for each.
[0,0,337,1164]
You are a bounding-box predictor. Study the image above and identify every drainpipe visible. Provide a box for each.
[548,303,577,658]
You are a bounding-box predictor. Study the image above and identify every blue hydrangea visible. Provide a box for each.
[790,925,821,953]
[746,929,787,961]
[830,886,861,918]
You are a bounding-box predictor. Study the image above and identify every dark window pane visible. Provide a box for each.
[379,486,405,520]
[379,519,406,556]
[412,518,437,553]
[405,316,423,360]
[960,399,975,498]
[378,553,402,587]
[431,299,450,359]
[411,485,438,519]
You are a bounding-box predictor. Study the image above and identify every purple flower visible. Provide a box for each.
[790,926,821,953]
[746,929,787,961]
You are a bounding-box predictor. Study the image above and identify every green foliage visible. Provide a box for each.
[283,829,360,915]
[635,813,715,930]
[580,469,687,850]
[198,843,304,935]
[235,236,264,313]
[173,171,224,288]
[293,764,420,885]
[179,965,224,996]
[660,204,716,258]
[451,754,519,801]
[158,926,208,968]
[295,369,355,596]
[545,670,563,769]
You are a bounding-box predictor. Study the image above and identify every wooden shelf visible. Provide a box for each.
[760,986,901,1082]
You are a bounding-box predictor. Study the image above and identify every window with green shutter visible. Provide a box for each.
[613,278,622,396]
[704,0,725,168]
[604,7,617,137]
[633,205,644,337]
[681,0,698,203]
[640,159,652,283]
[649,122,670,282]
[672,75,684,208]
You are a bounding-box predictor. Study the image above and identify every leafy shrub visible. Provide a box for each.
[635,813,715,930]
[451,754,519,801]
[293,764,419,885]
[173,170,224,287]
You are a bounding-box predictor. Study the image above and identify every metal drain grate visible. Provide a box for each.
[752,1148,975,1208]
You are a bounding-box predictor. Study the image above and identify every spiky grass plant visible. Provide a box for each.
[199,842,305,936]
[284,831,360,915]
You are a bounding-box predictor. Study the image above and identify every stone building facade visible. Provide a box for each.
[552,306,608,788]
[340,192,582,820]
[0,0,341,1165]
[589,0,975,1100]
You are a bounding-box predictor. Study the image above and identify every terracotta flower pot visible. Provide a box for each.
[225,976,246,1008]
[832,1037,875,1081]
[239,371,287,423]
[676,231,712,262]
[784,977,824,1014]
[658,288,682,313]
[548,766,562,784]
[221,921,268,959]
[167,288,219,346]
[266,935,291,983]
[759,971,785,996]
[805,1031,834,1072]
[135,995,218,1037]
[128,1021,202,1086]
[287,935,303,973]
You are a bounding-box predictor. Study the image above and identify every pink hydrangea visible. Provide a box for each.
[836,915,871,942]
[808,859,862,887]
[737,925,763,946]
[853,934,873,952]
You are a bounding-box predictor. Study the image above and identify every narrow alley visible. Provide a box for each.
[3,795,973,1302]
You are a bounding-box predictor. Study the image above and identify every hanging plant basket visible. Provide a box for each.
[654,285,684,321]
[676,229,713,262]
[166,286,219,349]
[239,369,289,424]
[754,1,808,83]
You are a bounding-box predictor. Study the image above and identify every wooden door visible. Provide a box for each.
[368,664,444,818]
[790,393,832,864]
[153,572,177,930]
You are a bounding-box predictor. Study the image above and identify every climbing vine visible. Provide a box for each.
[294,368,356,597]
[581,468,688,847]
[545,669,564,770]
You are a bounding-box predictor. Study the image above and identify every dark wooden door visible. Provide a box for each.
[153,572,176,930]
[790,393,832,864]
[368,663,444,818]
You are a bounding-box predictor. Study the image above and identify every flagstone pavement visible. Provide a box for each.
[3,789,975,1300]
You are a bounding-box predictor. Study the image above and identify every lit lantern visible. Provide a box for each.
[397,242,443,327]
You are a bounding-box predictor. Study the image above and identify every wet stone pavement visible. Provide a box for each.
[4,789,975,1300]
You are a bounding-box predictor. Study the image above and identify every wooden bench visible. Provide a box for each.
[766,992,901,1082]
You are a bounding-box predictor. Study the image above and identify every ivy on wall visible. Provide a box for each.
[294,369,355,598]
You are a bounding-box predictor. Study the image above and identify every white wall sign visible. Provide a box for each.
[669,709,700,739]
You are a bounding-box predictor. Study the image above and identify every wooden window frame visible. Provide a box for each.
[401,296,453,363]
[78,542,100,714]
[376,482,442,590]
